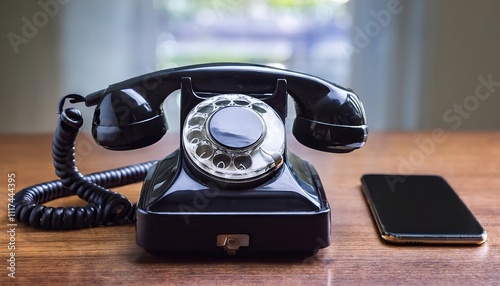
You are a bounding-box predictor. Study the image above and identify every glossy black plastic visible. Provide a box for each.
[86,63,367,254]
[87,63,367,152]
[135,79,331,254]
[91,89,167,150]
[361,174,487,244]
[136,149,331,253]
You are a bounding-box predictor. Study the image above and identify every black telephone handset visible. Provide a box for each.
[14,63,367,255]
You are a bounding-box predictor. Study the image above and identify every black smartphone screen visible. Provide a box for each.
[360,174,487,244]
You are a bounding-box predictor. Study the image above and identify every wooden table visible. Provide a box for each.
[1,132,499,285]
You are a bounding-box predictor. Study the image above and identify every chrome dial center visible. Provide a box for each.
[182,94,285,183]
[208,106,264,149]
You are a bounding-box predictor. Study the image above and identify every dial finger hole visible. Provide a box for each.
[251,103,267,113]
[186,130,203,144]
[195,144,214,159]
[213,153,231,169]
[198,104,214,113]
[215,99,231,107]
[234,155,252,170]
[188,116,205,127]
[233,99,250,106]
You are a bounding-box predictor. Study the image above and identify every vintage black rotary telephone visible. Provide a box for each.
[14,63,367,255]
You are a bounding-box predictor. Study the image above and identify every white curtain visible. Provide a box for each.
[349,0,440,130]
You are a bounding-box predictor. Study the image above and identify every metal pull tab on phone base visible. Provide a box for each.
[216,234,250,256]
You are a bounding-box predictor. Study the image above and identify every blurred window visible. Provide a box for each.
[154,0,353,85]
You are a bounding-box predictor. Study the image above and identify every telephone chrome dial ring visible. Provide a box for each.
[182,94,285,183]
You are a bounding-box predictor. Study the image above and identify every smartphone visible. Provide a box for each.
[360,174,487,245]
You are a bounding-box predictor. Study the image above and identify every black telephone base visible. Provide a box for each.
[136,150,331,255]
[136,209,330,255]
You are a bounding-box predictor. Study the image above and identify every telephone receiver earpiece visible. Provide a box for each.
[90,87,168,150]
[86,63,367,152]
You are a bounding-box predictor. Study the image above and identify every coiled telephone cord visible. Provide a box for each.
[13,108,157,230]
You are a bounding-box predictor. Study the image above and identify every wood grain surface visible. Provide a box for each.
[1,132,499,285]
